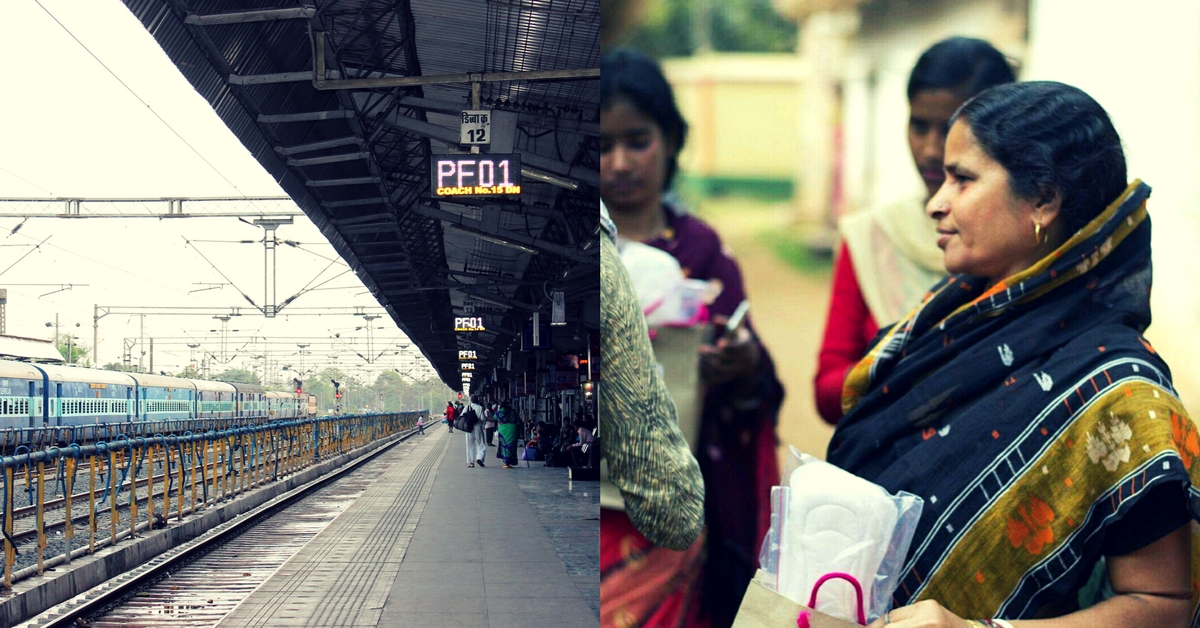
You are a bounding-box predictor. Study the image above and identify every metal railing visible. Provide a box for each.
[0,411,421,589]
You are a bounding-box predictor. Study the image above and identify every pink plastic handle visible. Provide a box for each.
[806,572,867,625]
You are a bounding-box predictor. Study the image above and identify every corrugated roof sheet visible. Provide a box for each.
[121,0,599,393]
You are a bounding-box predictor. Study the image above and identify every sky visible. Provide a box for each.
[0,0,439,387]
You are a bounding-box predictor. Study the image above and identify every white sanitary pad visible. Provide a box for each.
[617,239,710,328]
[776,462,900,621]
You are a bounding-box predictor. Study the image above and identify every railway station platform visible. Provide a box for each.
[215,427,600,628]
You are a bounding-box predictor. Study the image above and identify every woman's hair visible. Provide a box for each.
[907,37,1016,101]
[600,48,688,190]
[952,81,1127,234]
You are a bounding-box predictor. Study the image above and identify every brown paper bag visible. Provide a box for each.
[599,325,709,511]
[649,325,707,452]
[733,574,863,628]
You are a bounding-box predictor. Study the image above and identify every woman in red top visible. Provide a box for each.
[815,37,1016,424]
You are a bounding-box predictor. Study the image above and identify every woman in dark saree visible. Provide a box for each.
[494,402,519,469]
[831,82,1198,628]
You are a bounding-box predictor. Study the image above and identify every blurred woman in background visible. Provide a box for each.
[601,48,785,627]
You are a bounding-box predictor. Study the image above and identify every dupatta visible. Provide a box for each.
[828,181,1200,622]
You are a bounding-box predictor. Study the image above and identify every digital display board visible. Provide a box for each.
[461,363,475,371]
[455,317,486,332]
[431,154,522,197]
[458,350,478,361]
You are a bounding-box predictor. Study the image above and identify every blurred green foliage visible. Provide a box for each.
[759,227,833,275]
[620,0,797,57]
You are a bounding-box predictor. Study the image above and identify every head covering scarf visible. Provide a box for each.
[828,181,1200,622]
[839,195,947,325]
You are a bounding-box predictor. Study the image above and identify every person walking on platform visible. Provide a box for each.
[484,404,498,446]
[464,399,487,468]
[494,401,519,468]
[416,415,425,435]
[445,401,455,433]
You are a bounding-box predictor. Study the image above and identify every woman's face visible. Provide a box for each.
[908,89,967,200]
[600,98,674,214]
[926,121,1050,286]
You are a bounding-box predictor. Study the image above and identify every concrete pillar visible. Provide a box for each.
[774,0,866,245]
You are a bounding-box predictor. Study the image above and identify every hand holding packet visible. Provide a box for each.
[757,447,924,623]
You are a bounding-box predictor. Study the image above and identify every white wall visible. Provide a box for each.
[1025,0,1200,412]
[844,0,1025,213]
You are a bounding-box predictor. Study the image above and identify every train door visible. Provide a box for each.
[54,383,63,427]
[27,381,36,429]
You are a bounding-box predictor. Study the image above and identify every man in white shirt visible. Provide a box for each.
[464,399,487,468]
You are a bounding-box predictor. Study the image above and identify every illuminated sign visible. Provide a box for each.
[460,110,491,145]
[455,317,486,332]
[461,374,472,381]
[458,350,478,361]
[431,154,522,197]
[461,363,475,371]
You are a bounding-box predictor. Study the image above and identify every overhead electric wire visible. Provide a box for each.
[181,237,259,309]
[0,235,51,279]
[32,0,247,198]
[0,165,54,195]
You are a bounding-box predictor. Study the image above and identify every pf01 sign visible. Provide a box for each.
[431,154,522,197]
[455,317,486,332]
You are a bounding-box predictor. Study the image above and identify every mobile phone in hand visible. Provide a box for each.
[710,300,748,343]
[725,300,751,335]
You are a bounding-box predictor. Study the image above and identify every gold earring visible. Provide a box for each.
[1033,222,1045,245]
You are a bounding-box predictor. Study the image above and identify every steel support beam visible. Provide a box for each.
[317,68,600,90]
[0,197,303,219]
[228,71,316,86]
[287,152,372,167]
[275,137,365,156]
[413,204,593,264]
[257,110,354,124]
[307,176,381,187]
[184,7,316,25]
[321,198,388,208]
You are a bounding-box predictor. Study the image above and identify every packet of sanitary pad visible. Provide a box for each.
[616,239,712,328]
[758,447,923,623]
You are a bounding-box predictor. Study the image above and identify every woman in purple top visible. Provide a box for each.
[601,48,786,628]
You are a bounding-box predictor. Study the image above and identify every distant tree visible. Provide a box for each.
[102,362,138,372]
[212,368,260,384]
[53,334,90,366]
[370,370,406,412]
[620,0,796,58]
[176,365,201,379]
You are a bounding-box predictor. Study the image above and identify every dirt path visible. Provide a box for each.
[697,201,837,469]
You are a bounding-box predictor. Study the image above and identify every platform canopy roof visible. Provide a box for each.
[122,0,601,393]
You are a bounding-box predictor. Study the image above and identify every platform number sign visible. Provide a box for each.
[460,110,491,145]
[431,154,522,197]
[455,317,486,332]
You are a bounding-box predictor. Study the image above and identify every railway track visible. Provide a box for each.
[21,426,423,628]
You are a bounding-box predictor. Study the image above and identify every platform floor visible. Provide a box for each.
[216,427,600,627]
